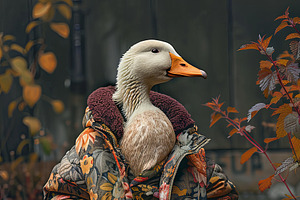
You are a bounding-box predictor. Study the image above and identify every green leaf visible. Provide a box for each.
[11,56,28,74]
[39,137,52,155]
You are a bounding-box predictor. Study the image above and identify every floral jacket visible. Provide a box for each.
[43,86,238,200]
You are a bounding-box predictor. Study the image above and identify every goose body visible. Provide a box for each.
[113,40,206,176]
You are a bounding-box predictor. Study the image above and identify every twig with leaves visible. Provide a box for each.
[204,7,300,200]
[0,0,72,199]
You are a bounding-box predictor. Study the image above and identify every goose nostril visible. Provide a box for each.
[180,63,186,67]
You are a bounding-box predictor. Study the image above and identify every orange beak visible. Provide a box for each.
[167,52,207,78]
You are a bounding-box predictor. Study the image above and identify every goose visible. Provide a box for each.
[112,39,207,176]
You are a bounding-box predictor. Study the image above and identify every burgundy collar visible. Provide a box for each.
[87,86,195,139]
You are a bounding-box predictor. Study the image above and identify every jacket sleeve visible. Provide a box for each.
[206,162,239,200]
[44,108,131,200]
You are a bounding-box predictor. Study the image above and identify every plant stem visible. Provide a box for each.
[265,53,300,117]
[264,150,297,199]
[223,111,297,199]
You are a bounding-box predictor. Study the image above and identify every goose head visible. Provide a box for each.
[113,40,207,118]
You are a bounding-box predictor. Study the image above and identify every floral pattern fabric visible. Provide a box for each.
[44,108,238,200]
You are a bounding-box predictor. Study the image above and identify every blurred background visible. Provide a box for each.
[0,0,300,199]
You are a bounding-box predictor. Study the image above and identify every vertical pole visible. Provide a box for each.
[69,0,86,143]
[71,0,86,94]
[227,0,235,150]
[227,0,235,108]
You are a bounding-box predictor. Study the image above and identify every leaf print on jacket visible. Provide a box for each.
[76,127,100,154]
[80,155,93,175]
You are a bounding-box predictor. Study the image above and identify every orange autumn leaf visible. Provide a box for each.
[272,103,292,116]
[23,84,42,107]
[261,35,272,50]
[238,43,259,51]
[258,175,274,192]
[50,23,70,38]
[286,33,300,40]
[259,60,273,69]
[32,2,51,19]
[39,52,57,73]
[275,21,289,35]
[240,147,258,164]
[274,15,288,21]
[229,128,238,137]
[293,17,300,24]
[264,137,279,144]
[270,92,283,105]
[227,106,239,114]
[278,112,293,138]
[210,112,222,128]
[276,59,289,67]
[51,100,64,114]
[291,136,300,160]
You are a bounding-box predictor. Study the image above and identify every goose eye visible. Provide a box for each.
[151,48,159,53]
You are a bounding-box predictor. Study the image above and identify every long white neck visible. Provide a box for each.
[113,74,153,119]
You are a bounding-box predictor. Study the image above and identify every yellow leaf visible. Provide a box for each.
[286,33,300,40]
[23,84,42,107]
[272,104,292,138]
[8,100,17,117]
[0,70,13,93]
[240,147,257,164]
[272,104,292,116]
[281,80,290,85]
[11,56,28,74]
[19,70,33,86]
[25,41,34,52]
[172,185,187,197]
[32,2,52,19]
[100,183,113,191]
[3,35,15,42]
[276,59,289,67]
[23,116,41,136]
[39,52,57,73]
[41,6,55,22]
[107,172,117,184]
[57,4,72,20]
[10,44,25,54]
[25,21,39,33]
[16,139,30,154]
[51,100,64,113]
[50,23,70,38]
